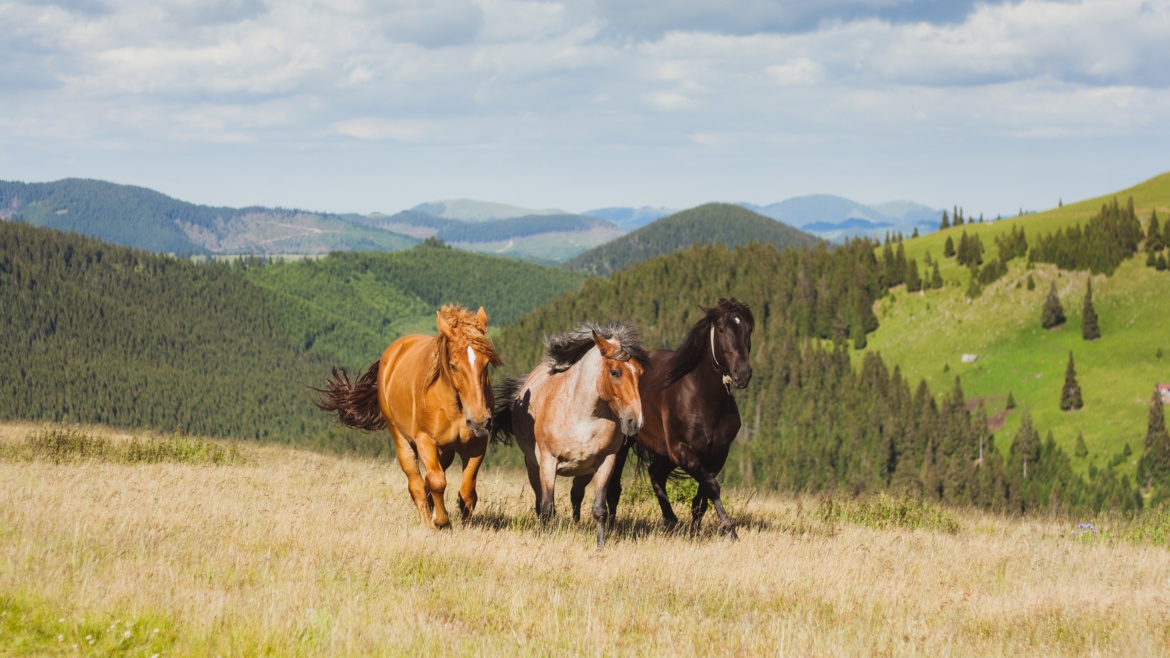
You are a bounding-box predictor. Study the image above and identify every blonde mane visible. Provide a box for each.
[424,304,504,388]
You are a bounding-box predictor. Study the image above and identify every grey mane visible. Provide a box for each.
[544,321,650,373]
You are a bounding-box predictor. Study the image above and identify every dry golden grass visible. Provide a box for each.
[2,422,1169,657]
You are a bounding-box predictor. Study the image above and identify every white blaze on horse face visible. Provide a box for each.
[467,345,477,368]
[734,316,740,325]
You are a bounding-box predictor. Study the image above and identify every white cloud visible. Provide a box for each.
[1,0,1168,213]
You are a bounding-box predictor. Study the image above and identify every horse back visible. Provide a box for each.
[378,334,455,442]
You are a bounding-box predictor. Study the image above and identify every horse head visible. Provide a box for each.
[708,299,754,389]
[436,305,503,439]
[591,329,646,437]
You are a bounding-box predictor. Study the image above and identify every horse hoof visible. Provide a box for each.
[724,524,738,541]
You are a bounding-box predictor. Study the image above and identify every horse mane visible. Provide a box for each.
[423,304,504,389]
[545,321,649,373]
[665,298,754,386]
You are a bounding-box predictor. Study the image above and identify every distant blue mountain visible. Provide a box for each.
[581,206,675,231]
[800,217,895,233]
[741,195,942,242]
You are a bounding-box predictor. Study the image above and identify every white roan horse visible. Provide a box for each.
[493,322,648,547]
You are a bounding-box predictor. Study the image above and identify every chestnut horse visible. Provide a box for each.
[595,299,754,539]
[314,304,503,529]
[493,322,648,547]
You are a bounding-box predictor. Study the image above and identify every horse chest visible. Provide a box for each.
[542,416,621,477]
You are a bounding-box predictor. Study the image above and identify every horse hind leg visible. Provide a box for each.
[690,493,709,534]
[647,458,680,531]
[604,440,631,530]
[570,476,590,523]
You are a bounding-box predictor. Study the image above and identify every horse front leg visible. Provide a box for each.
[455,433,487,521]
[589,451,620,547]
[647,458,680,530]
[537,450,558,522]
[672,444,736,540]
[391,431,433,528]
[415,433,451,529]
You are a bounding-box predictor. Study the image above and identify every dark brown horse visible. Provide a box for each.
[584,298,754,539]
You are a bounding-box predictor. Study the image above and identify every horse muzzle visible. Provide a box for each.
[732,367,752,389]
[466,416,493,438]
[621,415,643,437]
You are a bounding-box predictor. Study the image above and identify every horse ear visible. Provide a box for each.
[592,329,617,357]
[476,306,489,331]
[436,310,453,337]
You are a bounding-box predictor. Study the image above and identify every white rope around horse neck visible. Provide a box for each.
[709,326,733,395]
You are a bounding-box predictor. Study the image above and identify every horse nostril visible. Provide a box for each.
[466,418,474,428]
[485,417,494,431]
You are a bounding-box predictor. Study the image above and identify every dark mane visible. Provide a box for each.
[545,321,650,373]
[665,298,754,386]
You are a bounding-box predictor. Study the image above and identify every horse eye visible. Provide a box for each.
[449,362,457,371]
[610,369,620,378]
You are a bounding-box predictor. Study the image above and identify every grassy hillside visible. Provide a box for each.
[566,203,822,276]
[244,242,589,367]
[861,171,1170,476]
[0,178,417,255]
[2,422,1168,656]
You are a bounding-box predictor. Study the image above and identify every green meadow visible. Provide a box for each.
[861,172,1170,479]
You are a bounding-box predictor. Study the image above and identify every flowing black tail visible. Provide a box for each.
[312,361,385,431]
[490,376,527,446]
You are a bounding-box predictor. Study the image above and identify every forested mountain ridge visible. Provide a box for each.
[0,178,416,255]
[566,203,822,276]
[0,218,340,444]
[497,235,1144,513]
[0,222,586,454]
[244,242,588,367]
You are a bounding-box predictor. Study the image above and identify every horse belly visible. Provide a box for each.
[556,454,603,477]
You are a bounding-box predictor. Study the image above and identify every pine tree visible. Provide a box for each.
[1081,278,1100,341]
[1005,391,1016,410]
[1138,389,1170,489]
[912,227,919,238]
[1026,273,1035,291]
[930,261,943,290]
[940,210,950,230]
[905,258,922,292]
[1148,210,1164,252]
[944,236,955,258]
[1074,432,1088,458]
[1060,351,1083,411]
[1041,282,1065,329]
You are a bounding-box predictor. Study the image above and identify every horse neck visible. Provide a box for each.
[558,348,605,419]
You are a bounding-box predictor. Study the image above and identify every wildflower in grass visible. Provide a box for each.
[1074,522,1098,538]
[123,630,132,638]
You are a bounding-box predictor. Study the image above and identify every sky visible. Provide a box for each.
[2,0,1169,217]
